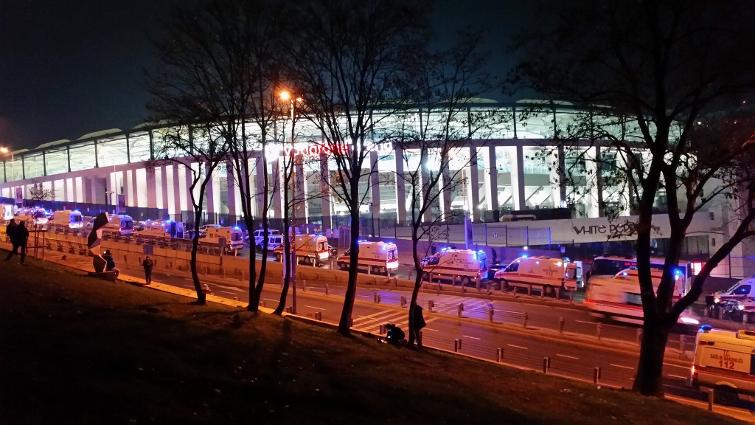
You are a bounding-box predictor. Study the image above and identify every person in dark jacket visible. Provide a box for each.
[4,218,20,262]
[384,323,406,346]
[142,256,154,285]
[410,305,427,348]
[15,221,29,264]
[102,250,116,271]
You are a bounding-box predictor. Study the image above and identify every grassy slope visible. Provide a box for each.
[0,258,742,425]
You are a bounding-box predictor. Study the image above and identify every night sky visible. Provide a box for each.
[0,0,534,150]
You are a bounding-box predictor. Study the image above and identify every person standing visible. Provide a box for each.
[410,305,426,349]
[16,221,29,264]
[142,255,154,285]
[4,218,18,261]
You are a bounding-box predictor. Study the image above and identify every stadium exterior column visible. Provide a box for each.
[512,144,525,210]
[369,151,380,232]
[488,145,498,213]
[255,156,265,219]
[226,160,236,220]
[394,147,406,225]
[160,165,169,211]
[204,162,215,221]
[319,152,331,229]
[469,146,480,221]
[146,166,157,209]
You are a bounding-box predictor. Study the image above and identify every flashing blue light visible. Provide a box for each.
[699,324,712,333]
[233,226,241,231]
[673,268,683,277]
[478,249,485,254]
[521,254,528,258]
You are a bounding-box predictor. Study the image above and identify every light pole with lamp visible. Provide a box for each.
[279,89,303,314]
[0,146,12,183]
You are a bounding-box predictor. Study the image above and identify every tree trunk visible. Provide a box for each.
[246,215,258,312]
[407,268,423,346]
[253,209,271,309]
[190,207,206,305]
[633,318,671,395]
[338,209,361,335]
[274,177,292,315]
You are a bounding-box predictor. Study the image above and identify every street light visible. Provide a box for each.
[278,88,303,314]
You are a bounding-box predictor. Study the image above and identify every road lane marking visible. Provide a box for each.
[664,363,690,370]
[556,353,579,360]
[575,320,595,325]
[609,363,635,370]
[304,305,326,311]
[507,344,528,350]
[423,328,439,332]
[463,335,481,340]
[668,374,688,380]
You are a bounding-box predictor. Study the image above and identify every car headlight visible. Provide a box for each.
[738,303,746,311]
[714,296,721,304]
[679,316,700,325]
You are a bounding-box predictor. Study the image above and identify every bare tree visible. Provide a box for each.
[147,0,287,309]
[396,31,492,346]
[28,182,54,203]
[284,0,428,335]
[509,0,755,395]
[152,125,229,305]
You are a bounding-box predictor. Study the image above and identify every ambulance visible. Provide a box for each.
[494,256,580,292]
[15,207,50,227]
[200,226,244,253]
[585,267,700,325]
[102,214,134,237]
[335,240,399,275]
[690,326,755,404]
[421,248,487,285]
[274,234,330,266]
[707,277,755,322]
[50,210,84,230]
[134,220,172,239]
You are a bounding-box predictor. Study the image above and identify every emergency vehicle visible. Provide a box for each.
[253,229,281,247]
[134,220,172,239]
[274,234,330,266]
[421,248,487,285]
[588,256,693,293]
[707,277,755,322]
[494,256,580,292]
[200,226,244,253]
[585,267,700,325]
[102,214,134,237]
[2,204,13,221]
[690,326,755,404]
[50,210,84,230]
[15,207,50,227]
[335,241,399,275]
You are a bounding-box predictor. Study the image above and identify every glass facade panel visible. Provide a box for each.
[130,133,151,162]
[24,154,45,179]
[98,137,128,167]
[45,149,68,176]
[377,151,397,221]
[495,146,514,210]
[447,148,471,218]
[522,147,556,209]
[563,147,590,218]
[68,143,96,172]
[303,156,323,220]
[516,105,553,139]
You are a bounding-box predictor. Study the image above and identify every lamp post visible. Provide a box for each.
[279,89,303,314]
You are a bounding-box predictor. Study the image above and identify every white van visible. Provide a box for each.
[690,327,755,403]
[585,267,699,325]
[710,277,755,314]
[495,256,580,292]
[51,210,84,230]
[103,214,134,237]
[274,234,330,266]
[201,226,244,253]
[253,229,281,247]
[336,241,399,275]
[421,249,487,285]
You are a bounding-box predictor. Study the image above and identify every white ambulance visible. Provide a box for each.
[50,210,84,230]
[494,256,580,292]
[200,226,244,253]
[708,277,755,321]
[585,267,700,325]
[690,326,755,404]
[274,234,330,266]
[134,220,172,239]
[421,248,487,285]
[335,240,399,275]
[102,214,134,237]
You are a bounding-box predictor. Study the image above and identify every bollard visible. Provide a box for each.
[315,311,322,321]
[522,312,528,328]
[596,323,602,340]
[428,300,435,313]
[454,339,460,352]
[286,306,293,314]
[636,328,642,345]
[707,389,714,411]
[488,306,495,322]
[744,312,749,325]
[302,280,307,292]
[379,324,386,334]
[457,303,464,317]
[679,336,685,357]
[400,296,407,308]
[718,307,723,320]
[559,316,565,334]
[325,283,329,296]
[543,357,551,374]
[496,347,503,363]
[593,367,601,385]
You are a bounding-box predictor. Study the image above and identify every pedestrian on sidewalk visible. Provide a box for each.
[16,221,29,264]
[142,255,154,285]
[410,304,426,349]
[4,218,19,261]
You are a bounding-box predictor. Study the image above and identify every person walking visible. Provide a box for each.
[410,305,426,349]
[16,221,29,264]
[142,255,154,285]
[4,218,18,261]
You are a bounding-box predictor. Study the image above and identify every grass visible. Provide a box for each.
[0,256,744,425]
